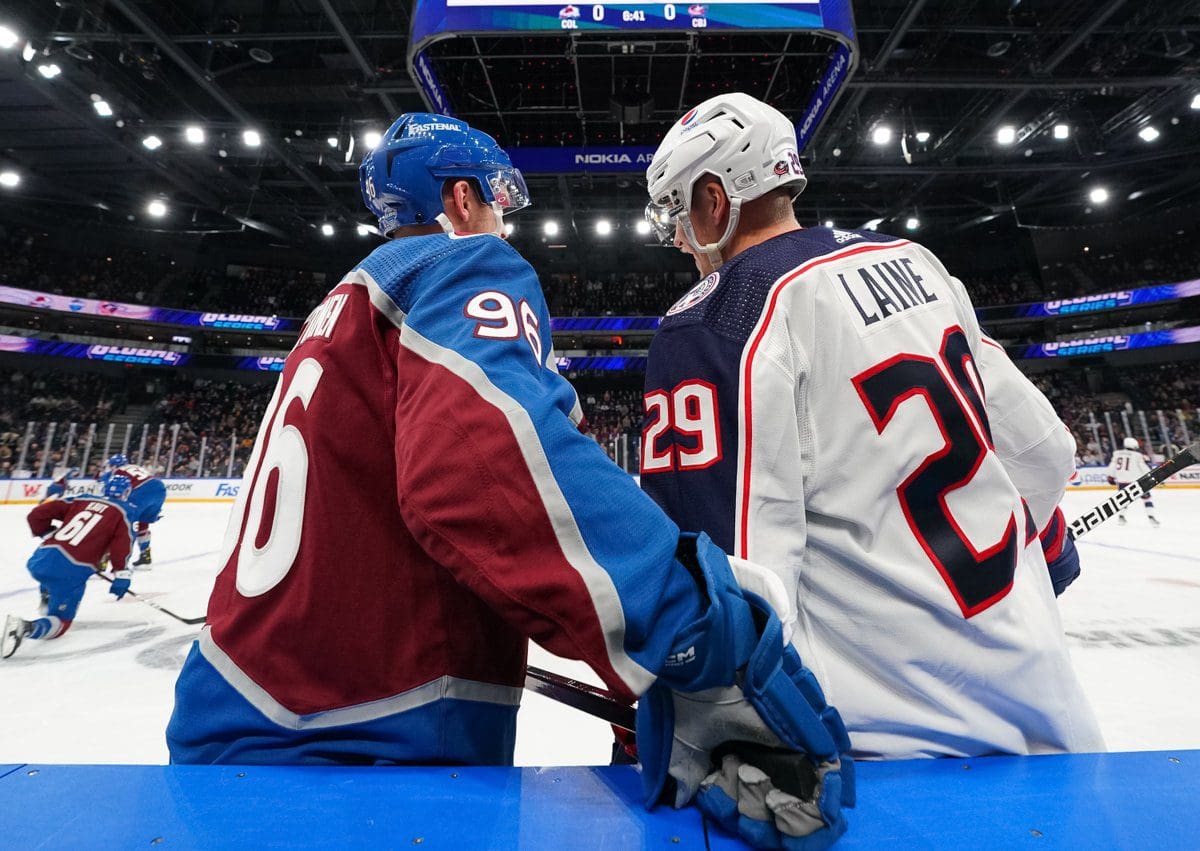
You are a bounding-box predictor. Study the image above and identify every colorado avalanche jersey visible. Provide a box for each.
[168,232,706,766]
[641,227,1104,759]
[1106,449,1152,485]
[28,495,134,571]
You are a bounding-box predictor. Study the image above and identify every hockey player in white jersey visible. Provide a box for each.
[1107,437,1160,526]
[640,92,1104,759]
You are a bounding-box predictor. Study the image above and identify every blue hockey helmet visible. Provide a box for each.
[103,474,132,502]
[359,113,530,237]
[107,453,128,469]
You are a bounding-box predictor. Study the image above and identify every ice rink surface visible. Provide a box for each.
[0,489,1196,766]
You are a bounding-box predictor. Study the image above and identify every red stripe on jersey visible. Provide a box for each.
[738,240,911,559]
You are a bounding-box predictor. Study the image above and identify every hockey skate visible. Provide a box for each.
[2,615,32,660]
[1150,516,1161,528]
[134,546,152,569]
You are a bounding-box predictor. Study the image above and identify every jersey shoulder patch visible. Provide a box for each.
[666,272,721,317]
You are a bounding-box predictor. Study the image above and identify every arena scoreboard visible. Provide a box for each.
[408,0,858,154]
[410,0,855,37]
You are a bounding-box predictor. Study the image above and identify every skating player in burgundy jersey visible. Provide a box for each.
[641,93,1102,760]
[100,456,167,566]
[2,475,137,659]
[165,110,854,851]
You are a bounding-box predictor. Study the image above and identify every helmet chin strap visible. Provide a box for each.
[678,198,743,270]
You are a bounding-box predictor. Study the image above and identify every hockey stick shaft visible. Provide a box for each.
[524,665,636,732]
[1067,441,1199,540]
[91,570,207,625]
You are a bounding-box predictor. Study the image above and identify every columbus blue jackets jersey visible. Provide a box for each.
[167,232,707,766]
[642,227,1104,759]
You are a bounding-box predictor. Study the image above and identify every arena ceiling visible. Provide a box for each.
[1,0,1199,245]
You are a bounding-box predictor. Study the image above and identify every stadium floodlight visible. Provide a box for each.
[871,125,892,146]
[914,131,930,144]
[543,220,559,237]
[363,130,382,150]
[1053,123,1070,140]
[905,216,920,231]
[1191,94,1200,110]
[996,125,1016,145]
[92,99,113,118]
[595,219,612,236]
[1088,187,1109,204]
[356,223,372,237]
[327,136,338,148]
[242,129,262,148]
[0,170,20,188]
[184,125,205,145]
[635,219,651,236]
[22,41,36,62]
[823,219,835,228]
[504,222,516,237]
[36,63,61,79]
[321,223,335,237]
[142,134,163,150]
[146,199,167,218]
[1138,126,1161,142]
[0,26,19,50]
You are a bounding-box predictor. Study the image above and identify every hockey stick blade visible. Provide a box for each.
[1068,441,1199,540]
[92,570,207,625]
[524,665,636,732]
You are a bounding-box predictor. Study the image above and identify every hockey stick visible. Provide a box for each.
[1067,440,1199,540]
[91,570,207,625]
[524,665,636,732]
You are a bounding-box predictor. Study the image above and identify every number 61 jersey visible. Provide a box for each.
[641,227,1104,759]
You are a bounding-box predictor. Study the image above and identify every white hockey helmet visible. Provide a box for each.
[1123,437,1140,450]
[645,92,807,266]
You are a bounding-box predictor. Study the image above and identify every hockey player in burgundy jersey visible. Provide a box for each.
[641,93,1104,760]
[2,475,137,659]
[167,113,854,849]
[99,455,167,566]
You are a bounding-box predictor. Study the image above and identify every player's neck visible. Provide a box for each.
[723,219,802,265]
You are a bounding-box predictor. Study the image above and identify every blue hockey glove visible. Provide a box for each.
[1046,535,1081,596]
[638,535,853,850]
[1039,507,1080,597]
[109,569,132,600]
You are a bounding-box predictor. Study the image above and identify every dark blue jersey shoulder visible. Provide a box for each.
[642,228,899,552]
[659,228,903,344]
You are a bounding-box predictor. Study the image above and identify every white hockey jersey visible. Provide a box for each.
[1107,449,1152,485]
[642,227,1105,759]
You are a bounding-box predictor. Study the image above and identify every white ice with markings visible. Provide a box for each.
[0,490,1197,766]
